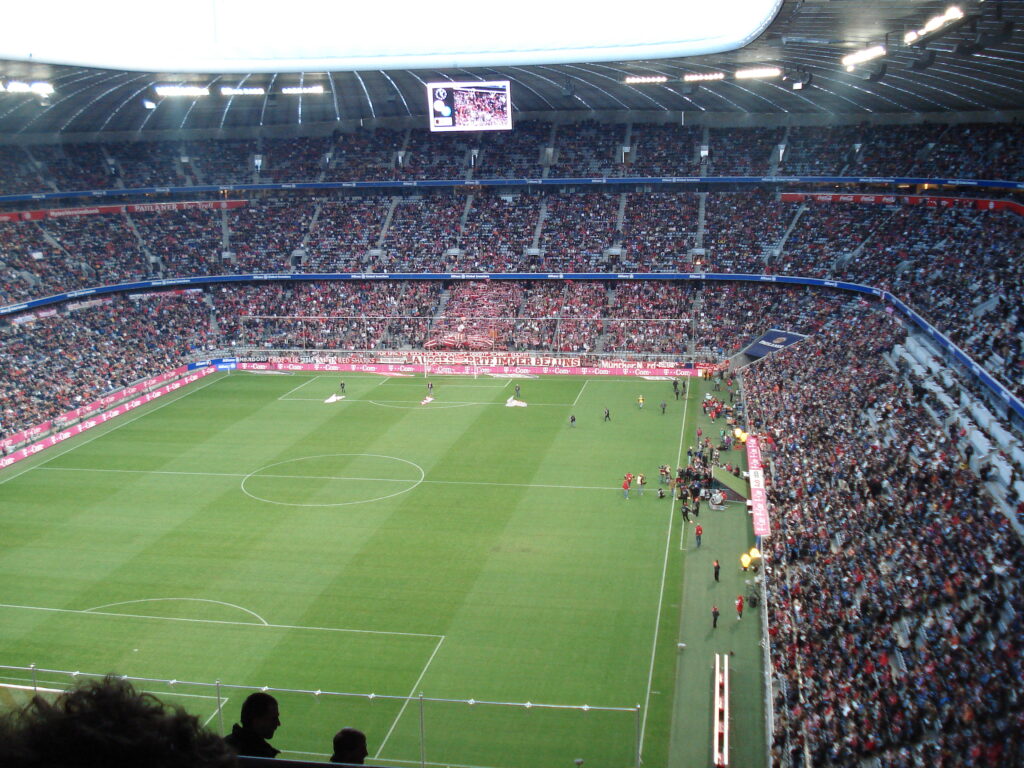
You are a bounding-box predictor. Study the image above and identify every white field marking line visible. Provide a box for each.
[374,635,446,760]
[83,598,270,626]
[279,374,392,402]
[39,465,622,493]
[638,382,691,762]
[203,696,228,728]
[0,374,223,488]
[572,379,589,407]
[0,603,444,640]
[277,375,325,400]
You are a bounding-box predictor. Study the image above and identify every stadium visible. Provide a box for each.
[0,2,1023,767]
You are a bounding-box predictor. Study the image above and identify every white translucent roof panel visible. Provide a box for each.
[0,0,783,72]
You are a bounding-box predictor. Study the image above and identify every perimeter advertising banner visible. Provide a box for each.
[742,329,808,359]
[746,436,770,538]
[0,199,247,223]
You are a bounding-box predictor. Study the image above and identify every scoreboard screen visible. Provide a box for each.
[427,81,512,133]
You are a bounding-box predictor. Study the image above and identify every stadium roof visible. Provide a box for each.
[0,0,1022,136]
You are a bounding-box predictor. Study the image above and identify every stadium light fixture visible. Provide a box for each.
[4,80,54,96]
[734,66,781,79]
[281,84,324,94]
[842,45,887,71]
[624,75,668,84]
[784,69,812,90]
[142,99,157,109]
[904,6,966,45]
[155,85,210,97]
[220,86,265,96]
[684,72,726,82]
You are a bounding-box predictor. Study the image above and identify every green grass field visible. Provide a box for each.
[0,371,765,768]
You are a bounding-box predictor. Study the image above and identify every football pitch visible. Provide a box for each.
[0,371,765,768]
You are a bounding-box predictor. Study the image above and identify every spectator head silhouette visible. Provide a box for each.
[330,727,368,764]
[0,675,236,768]
[224,691,280,759]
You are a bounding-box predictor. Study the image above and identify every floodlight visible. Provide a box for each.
[684,72,726,82]
[624,75,668,84]
[735,66,781,79]
[842,45,887,70]
[155,85,210,97]
[904,5,967,45]
[281,85,324,94]
[142,99,157,109]
[221,86,265,96]
[5,81,54,96]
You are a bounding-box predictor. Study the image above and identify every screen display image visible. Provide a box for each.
[427,81,512,132]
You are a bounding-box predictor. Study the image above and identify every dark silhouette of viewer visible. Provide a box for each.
[330,727,368,764]
[0,675,236,768]
[224,692,280,759]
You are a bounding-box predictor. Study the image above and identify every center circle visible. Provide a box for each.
[240,453,425,507]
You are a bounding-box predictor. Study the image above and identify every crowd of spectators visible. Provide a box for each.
[106,140,186,187]
[548,120,626,178]
[771,201,890,277]
[707,127,785,176]
[43,213,153,286]
[459,192,543,271]
[538,192,621,271]
[846,123,948,177]
[602,282,692,354]
[0,220,88,302]
[27,143,111,192]
[304,197,390,272]
[322,128,405,182]
[627,124,703,177]
[702,189,789,272]
[132,207,225,277]
[743,306,1024,767]
[227,198,317,273]
[380,194,463,270]
[473,119,550,178]
[183,139,258,185]
[778,125,863,176]
[428,282,524,349]
[1,182,1021,398]
[0,293,214,435]
[0,122,1020,197]
[0,146,48,194]
[261,136,332,182]
[212,281,441,352]
[619,192,698,270]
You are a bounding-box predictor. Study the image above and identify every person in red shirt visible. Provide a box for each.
[695,524,703,548]
[735,595,744,620]
[622,476,631,500]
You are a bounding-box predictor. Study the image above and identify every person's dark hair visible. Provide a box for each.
[0,675,236,768]
[239,692,278,728]
[331,727,368,764]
